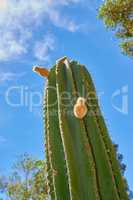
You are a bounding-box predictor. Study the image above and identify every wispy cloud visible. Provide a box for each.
[0,32,28,61]
[0,0,84,62]
[0,71,25,83]
[34,34,56,62]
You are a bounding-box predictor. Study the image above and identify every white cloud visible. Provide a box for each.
[0,72,25,83]
[0,0,7,10]
[34,34,56,62]
[0,0,83,62]
[0,32,27,61]
[48,9,80,32]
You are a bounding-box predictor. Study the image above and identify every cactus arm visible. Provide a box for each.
[33,66,49,77]
[70,62,121,200]
[81,65,129,200]
[56,61,100,200]
[45,67,70,200]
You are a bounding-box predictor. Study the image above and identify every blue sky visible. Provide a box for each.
[0,0,133,193]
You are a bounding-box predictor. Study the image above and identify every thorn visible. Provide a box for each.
[53,169,58,176]
[32,66,49,77]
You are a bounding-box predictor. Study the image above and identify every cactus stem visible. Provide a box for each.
[42,57,129,200]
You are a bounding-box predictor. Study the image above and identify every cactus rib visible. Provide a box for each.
[44,81,55,199]
[45,67,71,200]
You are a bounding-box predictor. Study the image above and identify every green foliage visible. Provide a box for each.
[0,154,48,200]
[44,57,129,200]
[99,0,133,57]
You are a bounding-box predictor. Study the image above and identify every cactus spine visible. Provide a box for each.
[40,57,129,200]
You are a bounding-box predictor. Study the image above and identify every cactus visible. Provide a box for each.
[34,57,129,200]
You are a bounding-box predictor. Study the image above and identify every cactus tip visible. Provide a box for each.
[32,66,49,78]
[32,65,37,72]
[56,56,69,65]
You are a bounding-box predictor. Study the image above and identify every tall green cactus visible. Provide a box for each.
[35,57,129,200]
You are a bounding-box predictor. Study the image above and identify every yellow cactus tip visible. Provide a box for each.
[32,66,38,73]
[32,66,49,78]
[56,56,68,65]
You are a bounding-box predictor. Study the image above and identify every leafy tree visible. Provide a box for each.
[99,0,133,57]
[0,154,48,200]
